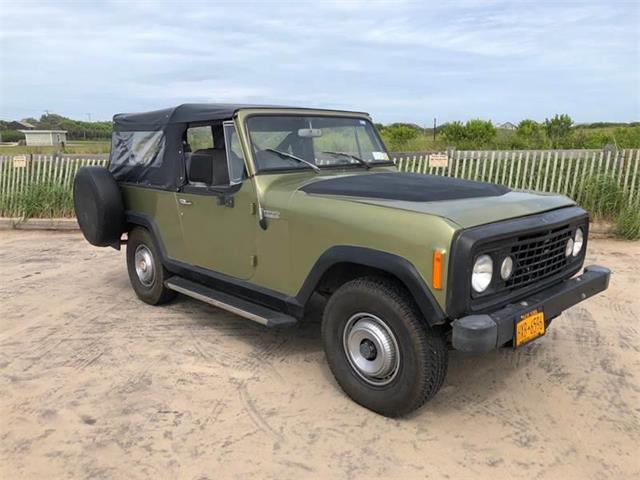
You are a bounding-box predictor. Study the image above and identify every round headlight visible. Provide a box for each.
[472,254,493,293]
[565,238,574,257]
[500,256,514,280]
[573,228,584,256]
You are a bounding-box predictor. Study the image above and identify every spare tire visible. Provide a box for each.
[73,166,125,247]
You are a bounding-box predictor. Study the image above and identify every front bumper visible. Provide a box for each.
[451,265,611,353]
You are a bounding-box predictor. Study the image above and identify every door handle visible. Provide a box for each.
[178,198,193,205]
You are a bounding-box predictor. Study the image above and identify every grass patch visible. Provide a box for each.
[6,182,74,219]
[0,141,111,155]
[577,174,626,219]
[616,201,640,240]
[574,173,639,240]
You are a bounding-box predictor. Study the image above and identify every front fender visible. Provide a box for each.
[294,246,446,325]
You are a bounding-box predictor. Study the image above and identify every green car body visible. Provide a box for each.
[74,104,610,416]
[120,107,576,315]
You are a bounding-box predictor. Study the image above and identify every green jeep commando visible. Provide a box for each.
[73,104,611,417]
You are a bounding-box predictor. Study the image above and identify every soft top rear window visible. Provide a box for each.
[110,131,165,168]
[109,130,168,186]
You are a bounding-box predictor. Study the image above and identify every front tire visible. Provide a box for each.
[126,227,176,305]
[322,277,448,417]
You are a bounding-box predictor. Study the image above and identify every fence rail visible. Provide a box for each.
[0,150,638,218]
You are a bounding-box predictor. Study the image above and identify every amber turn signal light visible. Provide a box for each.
[432,250,444,289]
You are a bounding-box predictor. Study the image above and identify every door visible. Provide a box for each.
[176,122,256,280]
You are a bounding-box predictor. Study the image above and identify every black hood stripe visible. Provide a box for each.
[300,172,510,202]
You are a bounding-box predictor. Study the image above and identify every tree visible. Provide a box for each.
[544,114,573,147]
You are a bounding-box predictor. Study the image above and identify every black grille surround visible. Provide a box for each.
[446,207,589,319]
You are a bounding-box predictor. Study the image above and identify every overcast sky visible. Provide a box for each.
[0,0,638,125]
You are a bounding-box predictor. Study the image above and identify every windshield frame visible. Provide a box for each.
[242,112,394,175]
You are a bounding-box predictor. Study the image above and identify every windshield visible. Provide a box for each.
[246,115,390,172]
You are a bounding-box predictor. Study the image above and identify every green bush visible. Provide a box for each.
[379,124,421,151]
[616,201,640,240]
[441,119,496,148]
[0,130,25,142]
[544,114,573,148]
[441,121,466,144]
[516,120,548,148]
[464,120,497,146]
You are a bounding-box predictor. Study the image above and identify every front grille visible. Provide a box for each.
[505,225,573,291]
[447,206,589,318]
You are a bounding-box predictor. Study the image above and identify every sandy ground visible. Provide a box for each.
[0,231,638,480]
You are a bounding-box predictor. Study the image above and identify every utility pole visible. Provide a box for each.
[433,118,437,142]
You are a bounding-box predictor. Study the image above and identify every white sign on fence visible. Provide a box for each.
[428,153,449,168]
[13,155,27,168]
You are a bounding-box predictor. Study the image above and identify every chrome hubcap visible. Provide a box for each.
[134,245,155,287]
[343,313,400,386]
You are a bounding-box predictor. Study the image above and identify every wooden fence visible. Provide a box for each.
[0,155,108,218]
[0,150,638,218]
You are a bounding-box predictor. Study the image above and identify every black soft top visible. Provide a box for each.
[113,103,368,130]
[109,103,370,190]
[113,104,279,130]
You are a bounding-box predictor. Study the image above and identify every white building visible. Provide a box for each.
[20,130,68,146]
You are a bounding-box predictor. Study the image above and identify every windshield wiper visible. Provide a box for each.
[265,148,320,173]
[321,151,371,169]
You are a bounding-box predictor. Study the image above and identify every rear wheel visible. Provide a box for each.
[126,227,176,305]
[322,277,448,417]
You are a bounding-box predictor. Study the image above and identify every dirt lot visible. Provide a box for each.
[0,231,638,480]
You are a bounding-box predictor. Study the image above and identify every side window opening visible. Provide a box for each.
[184,123,246,187]
[186,126,214,152]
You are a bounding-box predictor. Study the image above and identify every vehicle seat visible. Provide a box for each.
[210,149,230,186]
[190,148,230,186]
[188,152,213,185]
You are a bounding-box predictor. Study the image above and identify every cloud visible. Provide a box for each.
[0,0,638,123]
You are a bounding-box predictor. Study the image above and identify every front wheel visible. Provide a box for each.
[126,227,176,305]
[322,277,448,417]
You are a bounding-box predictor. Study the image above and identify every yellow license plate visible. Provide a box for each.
[515,310,545,348]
